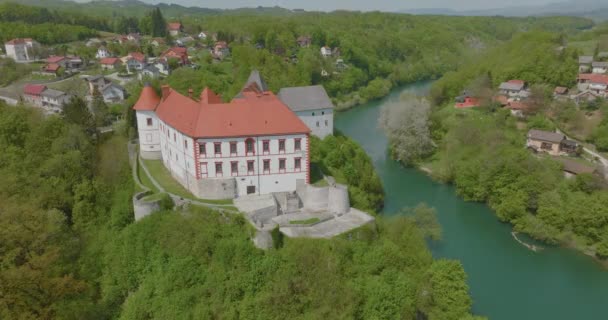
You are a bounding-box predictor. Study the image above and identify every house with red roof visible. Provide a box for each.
[41,63,62,76]
[161,47,189,66]
[100,57,122,70]
[23,84,47,106]
[577,73,608,98]
[133,82,310,199]
[168,22,183,37]
[212,41,230,59]
[4,38,39,62]
[126,52,147,73]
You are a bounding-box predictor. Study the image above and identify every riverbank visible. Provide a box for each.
[335,81,608,320]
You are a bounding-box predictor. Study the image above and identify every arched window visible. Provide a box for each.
[245,138,255,155]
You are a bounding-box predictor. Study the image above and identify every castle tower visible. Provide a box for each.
[133,84,162,159]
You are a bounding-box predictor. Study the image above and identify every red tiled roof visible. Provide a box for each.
[24,84,46,96]
[145,87,310,138]
[5,38,26,45]
[578,73,608,85]
[455,97,479,108]
[129,52,146,62]
[508,79,525,85]
[46,56,65,63]
[161,47,188,64]
[506,100,529,110]
[100,57,120,65]
[44,63,61,72]
[168,22,182,31]
[133,85,160,111]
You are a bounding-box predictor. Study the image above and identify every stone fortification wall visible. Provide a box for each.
[133,191,161,221]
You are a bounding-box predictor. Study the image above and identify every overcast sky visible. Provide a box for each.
[114,0,559,12]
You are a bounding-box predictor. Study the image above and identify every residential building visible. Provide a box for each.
[278,85,335,139]
[168,22,183,36]
[45,55,82,71]
[161,47,189,66]
[96,46,111,59]
[176,36,195,47]
[213,41,229,58]
[320,46,332,57]
[498,79,529,98]
[560,158,596,179]
[85,75,126,103]
[4,38,39,62]
[154,60,170,75]
[579,55,593,73]
[126,52,147,73]
[526,129,577,156]
[297,35,312,48]
[577,73,608,97]
[592,61,608,74]
[454,91,479,109]
[41,63,62,76]
[41,89,70,112]
[127,33,141,43]
[100,57,122,70]
[133,83,310,199]
[151,38,165,47]
[139,65,161,80]
[23,84,46,107]
[553,86,569,99]
[198,31,208,40]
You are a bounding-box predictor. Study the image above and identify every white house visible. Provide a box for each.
[592,61,608,74]
[96,46,111,59]
[579,56,593,73]
[86,75,126,103]
[278,85,334,139]
[168,22,182,37]
[41,89,70,113]
[4,38,39,62]
[139,65,161,80]
[321,46,332,57]
[198,31,208,39]
[498,80,529,99]
[126,52,147,73]
[577,74,608,98]
[133,84,310,199]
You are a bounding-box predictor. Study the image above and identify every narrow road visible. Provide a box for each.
[557,129,608,179]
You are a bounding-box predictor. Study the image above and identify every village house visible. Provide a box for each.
[150,38,165,47]
[297,35,312,48]
[126,52,147,73]
[554,86,569,99]
[498,80,529,98]
[168,22,183,37]
[592,61,608,74]
[86,75,126,103]
[96,46,111,59]
[45,55,82,71]
[579,56,593,73]
[139,65,161,80]
[454,91,479,109]
[505,100,530,117]
[100,57,122,70]
[161,47,189,66]
[41,63,62,76]
[127,33,141,43]
[40,89,70,112]
[526,129,578,156]
[133,83,310,199]
[213,41,230,59]
[198,31,208,40]
[23,84,46,107]
[560,158,596,179]
[320,46,332,57]
[577,73,608,98]
[4,38,39,62]
[153,60,170,75]
[176,36,195,47]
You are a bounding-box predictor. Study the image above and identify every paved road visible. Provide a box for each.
[558,129,608,179]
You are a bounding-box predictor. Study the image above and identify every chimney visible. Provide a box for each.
[161,85,170,101]
[188,88,193,98]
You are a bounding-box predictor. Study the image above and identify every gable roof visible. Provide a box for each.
[499,80,526,91]
[41,88,67,99]
[46,56,66,63]
[128,52,146,63]
[100,57,121,65]
[133,84,160,111]
[559,158,595,175]
[579,56,594,64]
[554,86,569,94]
[278,85,335,112]
[592,61,608,68]
[43,63,61,72]
[528,129,564,143]
[578,73,608,85]
[24,84,47,96]
[147,86,309,138]
[168,22,182,31]
[235,70,269,98]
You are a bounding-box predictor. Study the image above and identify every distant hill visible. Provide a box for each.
[0,0,299,18]
[400,0,608,21]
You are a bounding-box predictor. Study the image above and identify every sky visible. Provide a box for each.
[113,0,560,12]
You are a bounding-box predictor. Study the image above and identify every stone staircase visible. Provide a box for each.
[285,192,300,214]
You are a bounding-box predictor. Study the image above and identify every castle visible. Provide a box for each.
[133,76,323,200]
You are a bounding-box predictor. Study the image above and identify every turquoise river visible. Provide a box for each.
[335,82,608,320]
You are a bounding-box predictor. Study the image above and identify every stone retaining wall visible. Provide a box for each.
[133,191,161,221]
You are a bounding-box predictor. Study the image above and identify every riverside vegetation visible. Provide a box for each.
[382,29,608,260]
[0,100,487,319]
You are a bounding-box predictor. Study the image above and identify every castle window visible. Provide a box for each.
[199,143,206,156]
[247,160,255,175]
[295,158,301,171]
[325,120,328,126]
[230,142,237,155]
[215,162,223,177]
[279,158,286,173]
[246,138,255,155]
[316,121,319,127]
[322,111,325,115]
[147,118,153,126]
[214,142,221,155]
[263,159,270,174]
[294,138,301,151]
[231,161,238,176]
[263,140,270,154]
[184,140,188,149]
[279,139,285,153]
